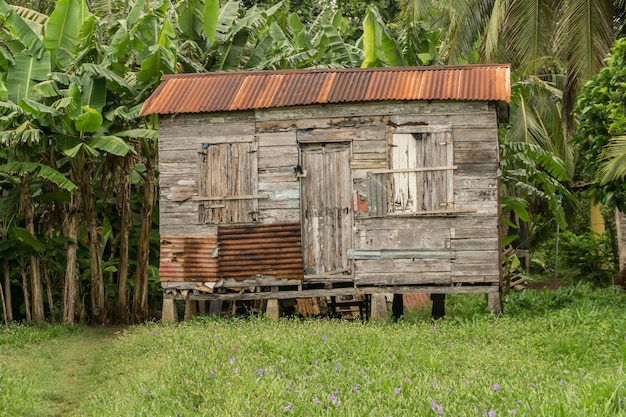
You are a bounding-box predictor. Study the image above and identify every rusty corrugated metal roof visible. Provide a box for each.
[160,235,219,282]
[218,222,304,281]
[140,65,511,116]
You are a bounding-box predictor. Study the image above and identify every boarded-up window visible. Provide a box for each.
[198,142,259,224]
[368,127,454,215]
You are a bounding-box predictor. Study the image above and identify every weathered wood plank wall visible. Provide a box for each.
[158,100,500,287]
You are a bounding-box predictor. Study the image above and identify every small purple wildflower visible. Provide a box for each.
[394,387,401,394]
[311,332,316,336]
[488,411,496,417]
[139,388,146,394]
[432,327,436,333]
[217,343,222,349]
[511,410,517,415]
[430,382,437,387]
[470,338,475,344]
[404,378,411,383]
[230,357,236,364]
[214,334,219,338]
[447,343,452,348]
[516,399,521,405]
[559,380,564,386]
[281,402,292,411]
[329,394,338,404]
[150,330,157,335]
[322,334,327,340]
[447,387,452,392]
[529,382,535,387]
[281,359,287,363]
[492,384,500,392]
[258,368,264,375]
[210,370,216,377]
[353,384,360,393]
[334,363,341,371]
[314,359,319,364]
[233,368,238,374]
[313,397,320,404]
[431,400,437,410]
[437,404,443,415]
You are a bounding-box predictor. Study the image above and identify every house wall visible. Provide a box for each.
[158,100,500,286]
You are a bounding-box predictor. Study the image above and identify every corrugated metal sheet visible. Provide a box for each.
[140,65,511,116]
[160,235,219,282]
[218,222,304,281]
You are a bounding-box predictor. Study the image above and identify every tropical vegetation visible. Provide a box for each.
[0,0,625,325]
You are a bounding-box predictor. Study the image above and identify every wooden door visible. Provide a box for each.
[300,142,353,276]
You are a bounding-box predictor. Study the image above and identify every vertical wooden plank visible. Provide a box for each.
[445,130,454,208]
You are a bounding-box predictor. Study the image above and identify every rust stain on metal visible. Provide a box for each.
[160,235,219,282]
[218,222,304,281]
[140,65,511,116]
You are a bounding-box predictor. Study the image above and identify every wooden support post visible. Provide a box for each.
[266,299,280,320]
[162,298,178,323]
[209,300,223,316]
[431,294,445,320]
[392,293,404,321]
[370,294,388,321]
[184,299,197,321]
[488,291,503,315]
[198,300,207,316]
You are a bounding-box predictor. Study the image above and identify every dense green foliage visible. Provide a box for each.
[2,287,626,416]
[574,37,626,211]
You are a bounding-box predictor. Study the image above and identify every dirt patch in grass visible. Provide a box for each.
[6,326,126,417]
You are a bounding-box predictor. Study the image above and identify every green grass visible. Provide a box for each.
[2,285,626,416]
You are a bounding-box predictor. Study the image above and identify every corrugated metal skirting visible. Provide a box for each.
[218,222,305,281]
[160,235,219,282]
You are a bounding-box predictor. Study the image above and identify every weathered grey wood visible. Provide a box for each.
[161,298,178,322]
[192,194,269,201]
[451,237,499,251]
[184,299,197,320]
[488,292,503,314]
[370,294,388,321]
[355,272,451,285]
[266,299,280,320]
[348,249,455,260]
[182,284,499,301]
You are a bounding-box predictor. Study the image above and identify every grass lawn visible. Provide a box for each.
[2,285,626,416]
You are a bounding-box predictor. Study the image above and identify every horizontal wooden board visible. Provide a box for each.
[348,248,455,260]
[257,131,297,146]
[258,208,300,223]
[451,238,499,251]
[256,101,493,122]
[355,272,451,285]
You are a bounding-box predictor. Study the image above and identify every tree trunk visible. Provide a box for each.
[3,260,12,322]
[82,163,105,323]
[133,154,156,322]
[0,275,7,326]
[116,159,132,322]
[20,269,31,321]
[62,190,81,325]
[22,181,44,324]
[616,210,626,271]
[42,262,57,324]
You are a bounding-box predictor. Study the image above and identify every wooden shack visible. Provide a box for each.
[139,64,511,320]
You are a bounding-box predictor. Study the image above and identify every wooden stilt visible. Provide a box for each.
[370,294,388,321]
[431,294,445,320]
[488,291,503,315]
[209,300,223,316]
[266,299,280,320]
[198,300,207,316]
[184,299,197,321]
[162,298,178,323]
